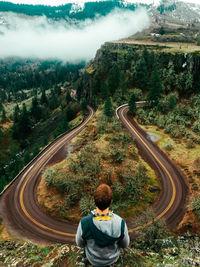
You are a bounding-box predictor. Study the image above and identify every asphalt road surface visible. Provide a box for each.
[0,105,188,244]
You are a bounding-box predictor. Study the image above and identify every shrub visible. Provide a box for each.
[132,216,170,252]
[80,196,95,216]
[192,120,200,134]
[124,174,142,203]
[186,139,195,149]
[112,182,124,202]
[164,143,173,151]
[110,147,126,163]
[44,168,57,186]
[191,195,200,221]
[157,116,165,128]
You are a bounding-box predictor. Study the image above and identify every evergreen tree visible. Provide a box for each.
[168,93,178,109]
[13,104,20,122]
[147,70,164,104]
[81,99,87,116]
[0,124,2,138]
[23,150,31,165]
[0,101,3,111]
[32,144,40,157]
[66,91,72,104]
[162,61,176,92]
[101,82,108,100]
[42,136,48,146]
[135,57,148,89]
[129,93,137,116]
[40,89,48,105]
[19,103,31,139]
[66,105,75,121]
[104,97,114,118]
[31,97,42,122]
[119,71,126,97]
[1,107,6,123]
[54,85,61,96]
[108,65,120,95]
[54,120,69,138]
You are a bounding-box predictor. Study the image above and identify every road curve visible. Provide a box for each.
[0,105,188,244]
[0,106,94,244]
[117,105,188,232]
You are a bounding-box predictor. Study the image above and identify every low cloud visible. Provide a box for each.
[0,8,149,62]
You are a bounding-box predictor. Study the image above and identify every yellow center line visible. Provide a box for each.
[120,106,176,232]
[19,105,176,238]
[19,108,94,238]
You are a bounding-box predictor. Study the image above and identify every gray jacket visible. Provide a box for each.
[76,211,130,266]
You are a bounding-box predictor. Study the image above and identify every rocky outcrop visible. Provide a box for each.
[0,234,199,267]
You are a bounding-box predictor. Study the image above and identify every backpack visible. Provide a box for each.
[81,213,125,247]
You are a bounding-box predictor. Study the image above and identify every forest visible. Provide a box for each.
[0,43,200,222]
[0,1,140,20]
[0,58,85,192]
[38,44,200,225]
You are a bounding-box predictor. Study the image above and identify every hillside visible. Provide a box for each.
[77,41,200,232]
[0,1,200,265]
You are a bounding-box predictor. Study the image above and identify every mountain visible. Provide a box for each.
[0,0,200,27]
[0,1,149,20]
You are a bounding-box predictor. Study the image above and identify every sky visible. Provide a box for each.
[0,0,200,6]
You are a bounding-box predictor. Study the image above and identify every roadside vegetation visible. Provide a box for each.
[77,42,200,228]
[39,108,158,221]
[1,38,200,243]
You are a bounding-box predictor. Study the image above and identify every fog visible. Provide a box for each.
[0,8,149,62]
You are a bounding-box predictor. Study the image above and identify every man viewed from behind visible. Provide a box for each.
[76,184,130,267]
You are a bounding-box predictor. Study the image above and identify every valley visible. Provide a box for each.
[0,0,199,266]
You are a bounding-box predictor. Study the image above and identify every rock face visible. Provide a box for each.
[0,234,199,266]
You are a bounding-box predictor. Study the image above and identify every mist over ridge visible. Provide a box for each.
[0,8,149,62]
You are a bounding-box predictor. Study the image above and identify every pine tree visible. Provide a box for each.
[101,82,108,100]
[81,99,87,116]
[119,72,126,96]
[66,105,75,122]
[108,65,120,95]
[104,97,114,118]
[147,70,163,104]
[162,61,176,92]
[129,93,137,116]
[23,151,30,165]
[1,107,6,123]
[32,144,40,157]
[66,91,72,104]
[19,103,31,139]
[31,97,42,122]
[135,57,148,89]
[40,89,48,105]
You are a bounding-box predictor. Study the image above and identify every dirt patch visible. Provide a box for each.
[37,178,81,223]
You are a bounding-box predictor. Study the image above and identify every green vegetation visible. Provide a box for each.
[192,195,200,221]
[0,232,199,266]
[42,111,158,220]
[0,59,84,192]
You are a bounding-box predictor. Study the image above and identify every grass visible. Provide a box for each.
[112,39,200,54]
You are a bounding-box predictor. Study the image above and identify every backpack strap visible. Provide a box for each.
[81,213,125,247]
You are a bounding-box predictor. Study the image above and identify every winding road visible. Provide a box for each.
[0,105,188,244]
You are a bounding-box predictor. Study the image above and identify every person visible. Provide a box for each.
[76,183,130,267]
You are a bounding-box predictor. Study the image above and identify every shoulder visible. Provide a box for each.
[113,213,124,223]
[112,213,126,232]
[81,214,92,229]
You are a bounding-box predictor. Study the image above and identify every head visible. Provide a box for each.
[94,184,113,211]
